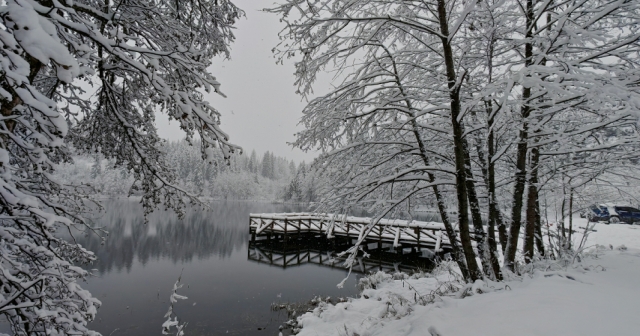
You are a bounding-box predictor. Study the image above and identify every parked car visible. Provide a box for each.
[586,204,640,224]
[585,204,610,222]
[609,206,640,224]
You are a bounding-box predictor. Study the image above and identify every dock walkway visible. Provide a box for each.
[249,213,452,252]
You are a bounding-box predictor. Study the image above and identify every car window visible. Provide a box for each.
[591,206,608,213]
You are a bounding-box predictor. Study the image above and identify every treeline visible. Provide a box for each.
[56,140,320,202]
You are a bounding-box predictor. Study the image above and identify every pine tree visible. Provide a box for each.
[289,160,297,176]
[261,151,272,179]
[248,150,257,173]
[269,152,277,179]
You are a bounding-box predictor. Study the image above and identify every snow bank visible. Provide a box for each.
[293,220,640,336]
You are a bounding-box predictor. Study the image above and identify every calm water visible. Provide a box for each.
[0,201,439,335]
[79,201,364,336]
[0,201,361,335]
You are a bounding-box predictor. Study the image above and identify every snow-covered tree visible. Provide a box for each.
[270,0,640,281]
[56,141,299,202]
[0,0,243,333]
[248,149,257,174]
[261,151,275,179]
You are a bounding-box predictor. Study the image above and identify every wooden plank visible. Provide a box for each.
[249,213,447,230]
[249,213,455,249]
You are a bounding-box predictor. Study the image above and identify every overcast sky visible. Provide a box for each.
[155,0,322,163]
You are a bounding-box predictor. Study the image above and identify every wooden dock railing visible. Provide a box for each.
[249,213,452,252]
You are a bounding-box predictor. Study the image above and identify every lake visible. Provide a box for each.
[0,200,435,335]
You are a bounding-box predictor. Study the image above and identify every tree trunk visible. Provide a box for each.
[382,42,471,281]
[523,147,539,263]
[504,0,534,273]
[568,188,574,250]
[534,200,545,257]
[411,120,472,281]
[437,0,482,281]
[384,43,474,281]
[525,144,545,259]
[408,111,472,281]
[482,28,507,255]
[474,127,502,280]
[487,117,507,253]
[465,148,500,279]
[556,182,568,257]
[527,5,555,260]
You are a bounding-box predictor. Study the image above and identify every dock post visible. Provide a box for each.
[249,218,254,242]
[284,218,288,243]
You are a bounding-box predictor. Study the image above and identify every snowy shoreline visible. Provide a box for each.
[289,219,640,336]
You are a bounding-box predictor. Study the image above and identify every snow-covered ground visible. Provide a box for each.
[292,218,640,336]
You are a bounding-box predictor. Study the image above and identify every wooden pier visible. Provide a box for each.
[249,213,452,253]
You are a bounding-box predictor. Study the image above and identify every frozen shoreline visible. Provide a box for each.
[291,219,640,336]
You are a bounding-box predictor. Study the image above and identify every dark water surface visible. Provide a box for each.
[79,201,363,335]
[77,201,362,335]
[0,201,440,335]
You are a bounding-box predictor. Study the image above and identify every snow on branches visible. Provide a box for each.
[270,0,640,281]
[0,0,243,334]
[162,277,188,336]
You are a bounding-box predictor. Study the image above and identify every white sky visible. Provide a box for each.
[155,0,322,163]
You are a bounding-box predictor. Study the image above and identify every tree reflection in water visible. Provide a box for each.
[73,201,304,274]
[49,201,435,336]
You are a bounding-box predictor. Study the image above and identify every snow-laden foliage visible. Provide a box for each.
[270,0,640,281]
[162,278,188,336]
[55,140,307,201]
[0,0,243,334]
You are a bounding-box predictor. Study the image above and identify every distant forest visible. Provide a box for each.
[56,140,320,202]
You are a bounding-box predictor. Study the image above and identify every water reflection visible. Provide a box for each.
[64,200,363,336]
[248,235,437,275]
[0,201,440,335]
[75,201,441,275]
[74,201,302,273]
